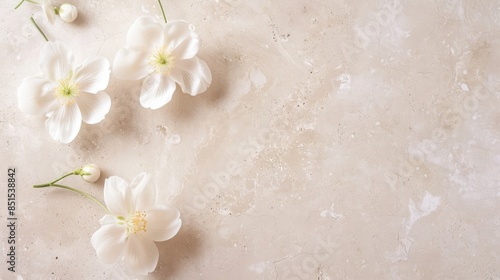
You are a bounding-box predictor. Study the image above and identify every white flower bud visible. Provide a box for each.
[58,3,78,23]
[81,164,101,183]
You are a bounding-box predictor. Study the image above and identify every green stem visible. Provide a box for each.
[33,171,77,188]
[158,0,167,23]
[15,0,26,9]
[33,183,110,214]
[30,17,49,42]
[15,0,38,9]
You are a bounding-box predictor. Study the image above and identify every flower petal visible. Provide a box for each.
[74,56,111,94]
[113,48,151,81]
[127,16,162,51]
[99,214,119,225]
[39,41,74,82]
[140,74,176,109]
[41,0,56,24]
[91,223,127,264]
[17,76,57,115]
[78,91,111,124]
[129,172,156,211]
[123,235,159,275]
[144,205,181,242]
[163,20,200,60]
[104,176,132,216]
[170,57,212,96]
[44,102,81,143]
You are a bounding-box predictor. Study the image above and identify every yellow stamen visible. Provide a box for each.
[55,74,79,106]
[127,211,147,234]
[149,47,175,75]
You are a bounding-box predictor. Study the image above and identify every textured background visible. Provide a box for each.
[1,0,500,279]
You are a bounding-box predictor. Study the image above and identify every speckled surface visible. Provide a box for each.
[1,0,500,279]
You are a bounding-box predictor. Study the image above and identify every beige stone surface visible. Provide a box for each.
[1,0,500,279]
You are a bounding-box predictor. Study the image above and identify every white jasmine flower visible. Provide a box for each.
[58,3,78,23]
[113,16,212,109]
[80,164,101,183]
[91,173,181,275]
[17,41,111,143]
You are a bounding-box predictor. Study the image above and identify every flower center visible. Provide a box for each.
[149,47,175,75]
[55,75,79,106]
[127,211,147,234]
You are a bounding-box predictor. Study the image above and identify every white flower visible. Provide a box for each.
[80,164,100,183]
[113,16,212,109]
[38,1,78,24]
[58,3,78,23]
[41,0,56,24]
[17,41,111,143]
[91,173,181,275]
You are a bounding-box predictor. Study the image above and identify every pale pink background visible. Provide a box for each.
[1,0,500,279]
